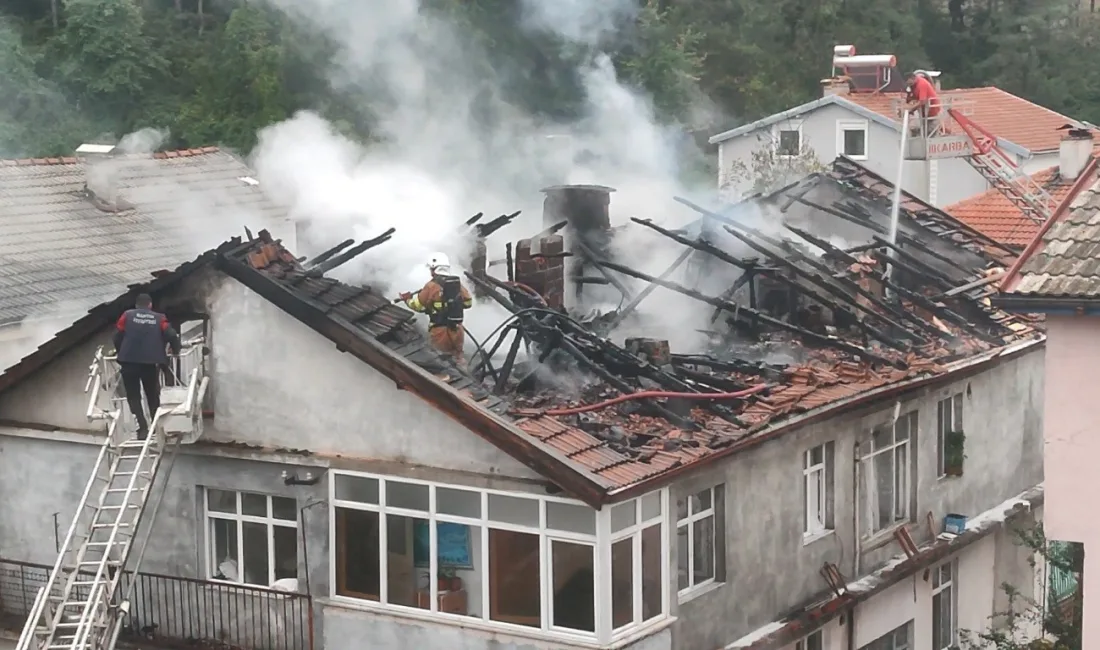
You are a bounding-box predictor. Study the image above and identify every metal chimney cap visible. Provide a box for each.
[75,143,117,155]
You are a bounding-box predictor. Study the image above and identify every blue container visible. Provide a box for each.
[944,513,968,535]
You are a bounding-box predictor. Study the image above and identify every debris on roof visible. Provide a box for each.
[0,159,1047,500]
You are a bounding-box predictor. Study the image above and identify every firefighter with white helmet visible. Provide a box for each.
[398,252,473,362]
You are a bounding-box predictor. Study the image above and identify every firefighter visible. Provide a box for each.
[113,293,181,439]
[903,70,942,136]
[398,253,473,362]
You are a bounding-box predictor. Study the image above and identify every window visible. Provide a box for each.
[860,621,911,650]
[330,472,667,643]
[803,443,834,538]
[932,561,957,650]
[796,629,824,650]
[937,393,964,477]
[775,124,803,157]
[676,485,725,597]
[205,489,298,587]
[859,411,915,537]
[839,120,869,159]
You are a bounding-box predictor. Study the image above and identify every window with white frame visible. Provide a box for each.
[775,123,803,157]
[205,489,298,587]
[329,472,667,643]
[803,443,834,538]
[859,621,911,650]
[936,393,964,477]
[839,120,868,159]
[859,411,915,537]
[796,629,824,650]
[932,560,957,650]
[676,485,724,597]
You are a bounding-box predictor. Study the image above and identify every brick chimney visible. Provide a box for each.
[76,143,120,205]
[821,77,852,97]
[1059,128,1094,181]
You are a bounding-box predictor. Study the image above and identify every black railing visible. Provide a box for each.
[0,559,313,650]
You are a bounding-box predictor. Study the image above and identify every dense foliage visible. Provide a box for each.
[0,0,1097,157]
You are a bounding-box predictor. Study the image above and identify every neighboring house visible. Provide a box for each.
[710,48,1097,208]
[0,164,1045,650]
[0,145,294,368]
[995,155,1100,650]
[947,130,1098,247]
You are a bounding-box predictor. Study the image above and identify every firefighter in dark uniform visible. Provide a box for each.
[113,293,181,439]
[399,253,473,362]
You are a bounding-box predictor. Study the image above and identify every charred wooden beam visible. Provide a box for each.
[609,246,695,329]
[869,236,955,289]
[879,277,1003,345]
[590,258,904,367]
[475,211,521,238]
[305,239,354,268]
[306,228,396,277]
[465,212,485,226]
[494,328,525,394]
[505,242,515,282]
[710,269,756,325]
[572,238,633,300]
[931,272,1005,300]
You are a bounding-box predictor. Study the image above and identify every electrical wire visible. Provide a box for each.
[538,383,770,416]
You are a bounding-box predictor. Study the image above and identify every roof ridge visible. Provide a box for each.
[0,146,221,167]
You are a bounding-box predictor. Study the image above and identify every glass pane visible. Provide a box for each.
[611,538,634,629]
[844,129,866,156]
[547,502,596,534]
[692,517,715,585]
[610,502,636,532]
[432,524,478,618]
[807,631,823,650]
[894,445,908,519]
[241,493,267,517]
[437,487,481,518]
[273,525,298,581]
[676,497,688,521]
[207,489,236,514]
[335,508,380,601]
[871,425,891,450]
[551,541,595,632]
[384,514,428,609]
[211,518,238,580]
[810,445,824,466]
[691,488,712,513]
[874,450,894,529]
[335,475,379,504]
[641,525,662,621]
[241,522,269,585]
[677,525,689,591]
[272,496,297,522]
[489,529,541,627]
[932,592,943,649]
[952,394,963,430]
[641,492,662,521]
[387,481,429,512]
[487,494,539,527]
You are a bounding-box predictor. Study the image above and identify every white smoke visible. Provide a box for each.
[250,0,735,354]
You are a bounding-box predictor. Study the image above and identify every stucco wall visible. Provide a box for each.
[1042,315,1099,650]
[203,276,540,480]
[668,347,1043,650]
[715,103,993,207]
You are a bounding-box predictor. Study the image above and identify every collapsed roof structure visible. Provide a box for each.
[0,156,1044,504]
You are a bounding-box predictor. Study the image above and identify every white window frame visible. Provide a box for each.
[676,485,723,600]
[803,443,833,540]
[796,629,824,650]
[932,560,958,650]
[204,489,298,587]
[837,119,869,160]
[328,470,668,646]
[859,412,915,538]
[859,621,911,650]
[773,121,804,158]
[936,393,964,477]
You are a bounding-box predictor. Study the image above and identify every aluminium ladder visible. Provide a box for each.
[17,339,206,650]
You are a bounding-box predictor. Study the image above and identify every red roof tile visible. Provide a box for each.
[945,166,1081,246]
[846,87,1092,153]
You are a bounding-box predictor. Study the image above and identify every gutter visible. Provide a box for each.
[607,337,1043,502]
[723,484,1045,650]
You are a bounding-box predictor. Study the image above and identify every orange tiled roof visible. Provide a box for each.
[945,166,1081,247]
[846,87,1089,153]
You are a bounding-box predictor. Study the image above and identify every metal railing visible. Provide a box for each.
[0,559,313,650]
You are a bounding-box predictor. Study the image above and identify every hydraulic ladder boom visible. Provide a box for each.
[947,107,1057,225]
[17,339,207,650]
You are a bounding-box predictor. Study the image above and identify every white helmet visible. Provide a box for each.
[427,252,450,274]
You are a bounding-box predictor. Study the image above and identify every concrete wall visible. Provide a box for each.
[715,103,995,207]
[203,276,539,480]
[667,348,1044,650]
[322,605,671,650]
[1042,315,1100,650]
